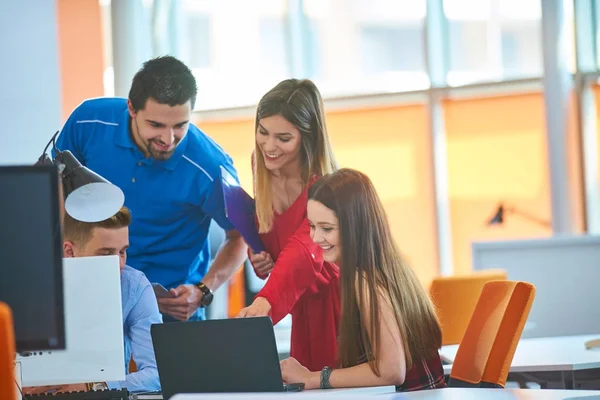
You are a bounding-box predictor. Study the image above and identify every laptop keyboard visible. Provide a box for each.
[23,388,129,400]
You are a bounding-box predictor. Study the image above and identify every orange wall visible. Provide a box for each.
[327,106,438,284]
[445,93,552,274]
[56,0,105,122]
[199,105,440,285]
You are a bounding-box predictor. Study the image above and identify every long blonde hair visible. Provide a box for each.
[308,169,442,374]
[254,79,338,233]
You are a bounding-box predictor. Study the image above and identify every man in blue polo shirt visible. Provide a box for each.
[54,56,248,321]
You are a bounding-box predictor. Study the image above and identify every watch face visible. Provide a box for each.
[202,292,214,306]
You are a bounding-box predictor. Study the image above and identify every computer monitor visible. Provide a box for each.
[0,165,66,352]
[19,256,125,386]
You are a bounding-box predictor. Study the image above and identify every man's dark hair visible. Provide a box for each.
[128,55,198,111]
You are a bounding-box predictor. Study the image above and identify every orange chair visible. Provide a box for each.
[448,280,535,388]
[227,264,246,318]
[429,269,507,345]
[129,357,137,373]
[0,302,16,400]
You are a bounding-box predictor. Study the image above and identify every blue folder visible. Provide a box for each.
[220,166,265,253]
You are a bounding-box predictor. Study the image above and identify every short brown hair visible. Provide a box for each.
[63,206,132,247]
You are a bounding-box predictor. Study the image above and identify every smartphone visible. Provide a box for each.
[152,283,174,298]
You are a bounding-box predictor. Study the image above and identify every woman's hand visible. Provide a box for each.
[280,357,320,390]
[249,250,274,277]
[236,297,272,318]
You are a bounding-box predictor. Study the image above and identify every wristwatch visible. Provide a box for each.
[196,282,214,307]
[87,382,108,391]
[320,366,333,389]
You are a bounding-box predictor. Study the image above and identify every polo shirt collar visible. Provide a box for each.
[113,109,188,171]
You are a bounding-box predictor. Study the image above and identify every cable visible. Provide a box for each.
[14,377,31,400]
[43,131,60,156]
[36,131,61,165]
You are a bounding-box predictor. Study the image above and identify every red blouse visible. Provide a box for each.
[255,178,341,372]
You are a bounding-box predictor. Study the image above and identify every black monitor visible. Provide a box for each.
[0,165,66,352]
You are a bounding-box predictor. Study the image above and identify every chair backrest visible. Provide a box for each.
[448,280,535,388]
[430,269,507,345]
[0,302,16,400]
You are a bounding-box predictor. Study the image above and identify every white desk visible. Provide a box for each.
[171,388,600,400]
[440,335,600,388]
[137,386,395,399]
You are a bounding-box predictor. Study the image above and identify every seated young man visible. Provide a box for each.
[25,206,162,394]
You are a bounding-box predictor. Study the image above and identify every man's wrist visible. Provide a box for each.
[192,284,204,307]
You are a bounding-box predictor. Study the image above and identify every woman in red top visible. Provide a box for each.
[236,79,340,372]
[280,169,446,391]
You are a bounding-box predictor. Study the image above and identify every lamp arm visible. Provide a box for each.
[509,208,551,228]
[42,131,60,158]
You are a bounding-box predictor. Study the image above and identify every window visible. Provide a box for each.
[179,0,289,110]
[100,0,289,110]
[303,0,428,97]
[185,13,211,70]
[444,0,543,86]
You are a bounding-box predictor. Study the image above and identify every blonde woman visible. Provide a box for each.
[237,79,340,372]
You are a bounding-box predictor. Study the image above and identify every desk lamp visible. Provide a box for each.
[35,131,125,223]
[487,203,551,228]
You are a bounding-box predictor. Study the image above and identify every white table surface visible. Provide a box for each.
[135,385,395,399]
[168,385,394,399]
[440,334,600,375]
[171,388,600,400]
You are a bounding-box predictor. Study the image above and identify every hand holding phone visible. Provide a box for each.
[152,283,175,298]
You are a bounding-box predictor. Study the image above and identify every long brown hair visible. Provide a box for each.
[254,79,338,233]
[308,169,441,375]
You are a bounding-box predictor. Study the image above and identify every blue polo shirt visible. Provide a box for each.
[55,97,239,289]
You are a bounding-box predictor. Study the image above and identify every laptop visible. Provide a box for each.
[151,317,304,399]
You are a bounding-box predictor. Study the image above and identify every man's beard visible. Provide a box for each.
[133,118,179,161]
[145,138,179,161]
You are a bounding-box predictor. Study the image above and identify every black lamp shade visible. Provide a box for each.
[55,150,125,223]
[488,204,505,225]
[57,151,110,197]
